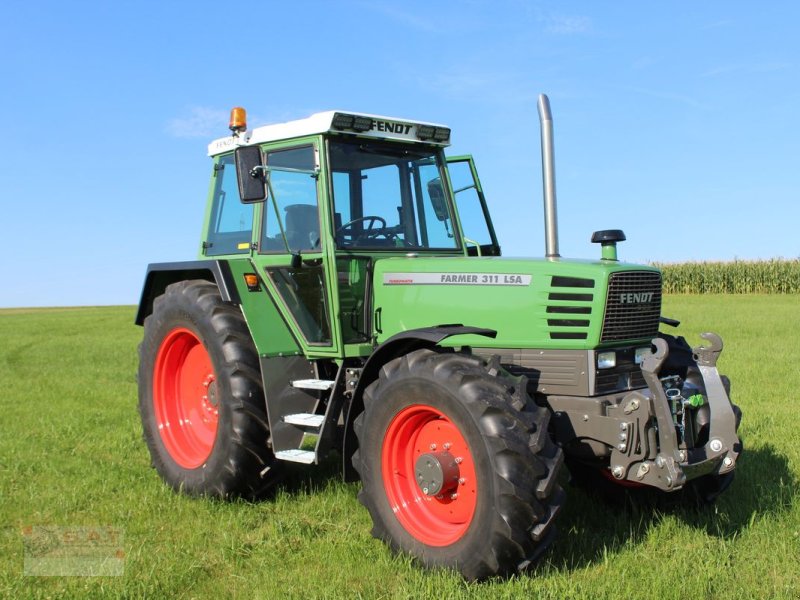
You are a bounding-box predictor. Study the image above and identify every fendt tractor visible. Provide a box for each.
[135,95,742,579]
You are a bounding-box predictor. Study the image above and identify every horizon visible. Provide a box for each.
[1,1,798,307]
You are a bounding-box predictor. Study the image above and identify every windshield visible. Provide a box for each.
[328,140,460,250]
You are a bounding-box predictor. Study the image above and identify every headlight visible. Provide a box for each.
[597,351,616,369]
[634,347,651,365]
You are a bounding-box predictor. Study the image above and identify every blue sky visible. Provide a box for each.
[1,1,797,307]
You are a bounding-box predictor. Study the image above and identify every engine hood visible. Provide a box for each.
[371,256,661,350]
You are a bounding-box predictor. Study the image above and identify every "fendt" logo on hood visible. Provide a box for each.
[619,292,654,304]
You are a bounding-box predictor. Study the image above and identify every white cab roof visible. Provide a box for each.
[208,110,450,156]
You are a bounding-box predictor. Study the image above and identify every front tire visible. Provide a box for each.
[353,350,564,580]
[138,280,277,498]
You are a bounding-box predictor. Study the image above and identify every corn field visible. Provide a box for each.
[652,259,800,294]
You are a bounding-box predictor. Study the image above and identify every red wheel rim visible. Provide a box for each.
[381,404,478,546]
[153,328,219,469]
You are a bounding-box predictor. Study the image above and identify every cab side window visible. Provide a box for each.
[261,146,320,253]
[205,154,253,255]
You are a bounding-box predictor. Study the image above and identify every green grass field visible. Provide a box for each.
[1,296,799,599]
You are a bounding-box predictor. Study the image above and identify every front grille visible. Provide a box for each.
[601,271,662,342]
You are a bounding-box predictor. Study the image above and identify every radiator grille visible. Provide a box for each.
[601,271,662,342]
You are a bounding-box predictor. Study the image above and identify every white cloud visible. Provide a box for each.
[166,107,230,139]
[356,1,437,32]
[422,67,537,105]
[701,61,792,77]
[544,14,591,35]
[701,19,734,30]
[623,86,708,109]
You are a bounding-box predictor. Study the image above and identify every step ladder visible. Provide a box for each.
[274,377,333,463]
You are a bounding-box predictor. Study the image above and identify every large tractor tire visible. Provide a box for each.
[138,280,277,499]
[353,349,564,580]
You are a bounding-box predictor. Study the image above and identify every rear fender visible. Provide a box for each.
[135,260,240,326]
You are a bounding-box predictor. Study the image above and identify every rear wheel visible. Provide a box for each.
[353,350,564,580]
[138,280,277,498]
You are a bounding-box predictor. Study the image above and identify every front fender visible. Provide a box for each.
[341,325,496,480]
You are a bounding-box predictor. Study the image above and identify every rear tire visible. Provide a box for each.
[353,349,564,580]
[138,280,277,498]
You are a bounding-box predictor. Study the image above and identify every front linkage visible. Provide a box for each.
[552,332,742,492]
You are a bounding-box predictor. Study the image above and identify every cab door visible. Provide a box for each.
[249,138,341,358]
[447,156,501,256]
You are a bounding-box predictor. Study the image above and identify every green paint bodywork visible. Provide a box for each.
[225,259,301,357]
[372,256,659,350]
[193,131,663,361]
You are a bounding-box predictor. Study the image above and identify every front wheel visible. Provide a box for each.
[138,280,277,498]
[353,350,564,580]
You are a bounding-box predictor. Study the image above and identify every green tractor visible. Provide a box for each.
[135,96,742,580]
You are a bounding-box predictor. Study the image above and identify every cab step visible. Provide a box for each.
[290,379,335,391]
[284,413,325,428]
[274,449,316,464]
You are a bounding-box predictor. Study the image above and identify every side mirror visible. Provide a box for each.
[426,178,449,222]
[235,146,267,203]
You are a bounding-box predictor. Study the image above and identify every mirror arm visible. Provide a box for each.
[453,183,477,194]
[250,165,267,178]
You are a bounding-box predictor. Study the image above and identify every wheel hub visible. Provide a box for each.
[415,451,459,496]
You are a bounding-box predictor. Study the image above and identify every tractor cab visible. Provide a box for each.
[201,110,498,357]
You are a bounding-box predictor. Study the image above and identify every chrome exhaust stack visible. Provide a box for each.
[537,94,560,258]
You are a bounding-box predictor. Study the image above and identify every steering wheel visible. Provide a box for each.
[336,216,388,242]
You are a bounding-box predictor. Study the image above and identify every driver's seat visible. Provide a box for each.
[284,204,320,251]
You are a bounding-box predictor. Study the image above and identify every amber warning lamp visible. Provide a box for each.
[243,273,260,291]
[229,107,247,135]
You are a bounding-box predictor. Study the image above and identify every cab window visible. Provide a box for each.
[261,146,320,253]
[328,140,460,250]
[205,154,253,255]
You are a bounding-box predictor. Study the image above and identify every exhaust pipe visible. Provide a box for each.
[537,94,560,258]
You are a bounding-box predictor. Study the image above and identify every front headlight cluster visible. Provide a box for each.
[596,347,651,369]
[597,351,616,369]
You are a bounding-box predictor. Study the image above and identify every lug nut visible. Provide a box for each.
[429,443,437,450]
[454,457,463,464]
[709,439,723,452]
[612,466,624,479]
[458,477,466,485]
[450,493,458,500]
[723,457,733,468]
